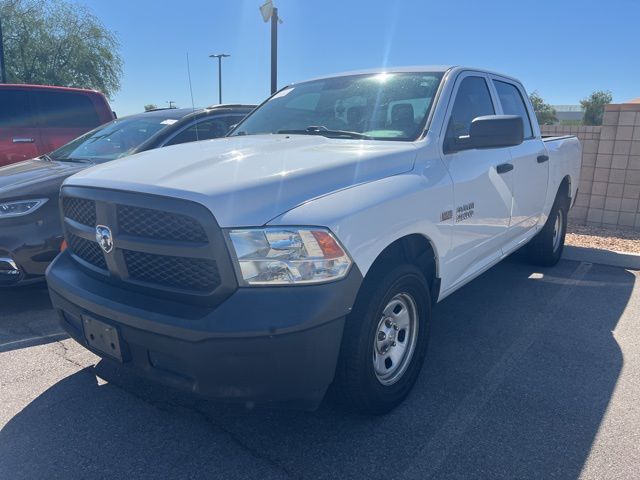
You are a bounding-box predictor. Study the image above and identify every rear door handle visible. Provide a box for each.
[12,138,35,144]
[537,154,549,163]
[496,163,514,174]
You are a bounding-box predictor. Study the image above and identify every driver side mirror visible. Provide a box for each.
[450,115,524,152]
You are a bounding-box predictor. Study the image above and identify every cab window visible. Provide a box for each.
[445,76,495,153]
[493,80,533,139]
[34,90,101,128]
[0,90,33,127]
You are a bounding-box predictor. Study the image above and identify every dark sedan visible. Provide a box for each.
[0,104,255,286]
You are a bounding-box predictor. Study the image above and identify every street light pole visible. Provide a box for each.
[209,53,230,104]
[260,1,282,95]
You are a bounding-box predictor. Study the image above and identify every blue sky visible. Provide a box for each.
[83,0,639,116]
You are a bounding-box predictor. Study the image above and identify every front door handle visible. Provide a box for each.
[496,163,514,174]
[12,138,35,144]
[537,155,549,163]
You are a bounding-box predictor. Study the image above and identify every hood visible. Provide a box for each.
[66,134,418,227]
[0,157,88,199]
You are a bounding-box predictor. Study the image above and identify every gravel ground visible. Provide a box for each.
[566,222,640,254]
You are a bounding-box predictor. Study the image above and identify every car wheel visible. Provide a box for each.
[332,263,431,415]
[526,194,569,267]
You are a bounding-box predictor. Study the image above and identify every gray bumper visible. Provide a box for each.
[47,251,362,407]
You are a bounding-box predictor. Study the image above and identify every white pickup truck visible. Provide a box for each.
[47,66,581,414]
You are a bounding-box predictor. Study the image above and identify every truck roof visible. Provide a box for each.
[291,65,522,87]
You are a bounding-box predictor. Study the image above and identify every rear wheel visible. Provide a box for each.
[525,194,569,266]
[332,264,431,415]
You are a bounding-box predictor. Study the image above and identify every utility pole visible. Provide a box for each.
[209,53,230,104]
[0,17,7,84]
[166,100,176,109]
[260,0,282,95]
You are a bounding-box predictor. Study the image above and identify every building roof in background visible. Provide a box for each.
[552,105,584,112]
[628,98,640,104]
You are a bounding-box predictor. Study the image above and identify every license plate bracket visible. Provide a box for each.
[82,316,123,362]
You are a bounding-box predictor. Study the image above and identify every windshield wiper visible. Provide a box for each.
[51,157,92,163]
[277,126,372,140]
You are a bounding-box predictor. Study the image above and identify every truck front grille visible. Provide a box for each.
[124,250,220,292]
[60,188,235,304]
[63,197,96,226]
[117,204,207,242]
[67,233,107,270]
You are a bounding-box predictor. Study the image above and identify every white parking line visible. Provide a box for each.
[0,332,68,351]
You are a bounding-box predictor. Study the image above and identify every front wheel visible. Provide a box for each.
[525,195,569,266]
[332,264,431,415]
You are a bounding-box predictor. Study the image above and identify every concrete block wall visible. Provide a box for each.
[540,103,640,231]
[539,124,601,224]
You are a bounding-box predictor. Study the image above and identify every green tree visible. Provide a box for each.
[581,90,613,126]
[0,0,123,97]
[529,91,558,125]
[144,104,158,111]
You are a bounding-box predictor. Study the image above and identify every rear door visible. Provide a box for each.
[490,77,548,236]
[439,72,515,288]
[33,89,104,153]
[0,88,42,166]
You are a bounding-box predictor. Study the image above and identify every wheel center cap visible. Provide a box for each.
[376,317,400,354]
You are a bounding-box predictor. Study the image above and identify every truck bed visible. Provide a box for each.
[541,135,576,142]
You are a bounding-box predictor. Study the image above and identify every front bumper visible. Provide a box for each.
[48,251,362,408]
[0,203,63,286]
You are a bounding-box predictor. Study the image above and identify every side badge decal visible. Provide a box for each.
[456,202,475,222]
[440,210,453,222]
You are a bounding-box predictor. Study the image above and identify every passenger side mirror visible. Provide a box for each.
[452,115,524,152]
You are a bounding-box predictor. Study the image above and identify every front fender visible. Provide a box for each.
[269,170,453,280]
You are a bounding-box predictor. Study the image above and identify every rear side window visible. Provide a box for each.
[34,90,101,128]
[493,80,533,139]
[165,115,245,146]
[0,89,33,127]
[445,76,495,151]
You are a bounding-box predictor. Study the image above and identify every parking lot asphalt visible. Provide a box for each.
[1,257,639,480]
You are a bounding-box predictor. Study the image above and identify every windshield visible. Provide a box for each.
[49,115,179,162]
[232,72,443,141]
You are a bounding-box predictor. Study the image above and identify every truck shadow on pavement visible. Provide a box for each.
[0,282,65,353]
[0,260,636,479]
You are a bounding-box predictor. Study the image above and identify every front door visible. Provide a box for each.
[439,73,514,291]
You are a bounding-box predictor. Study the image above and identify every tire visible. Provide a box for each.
[332,263,431,415]
[525,193,569,267]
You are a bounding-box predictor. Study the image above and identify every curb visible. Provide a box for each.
[563,245,640,270]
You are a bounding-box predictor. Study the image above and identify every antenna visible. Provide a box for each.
[186,51,199,141]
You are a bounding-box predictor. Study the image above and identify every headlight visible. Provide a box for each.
[0,199,48,218]
[228,227,352,285]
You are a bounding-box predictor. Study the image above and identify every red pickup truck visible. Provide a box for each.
[0,84,114,167]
